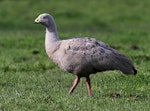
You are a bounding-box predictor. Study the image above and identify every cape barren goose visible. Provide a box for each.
[34,13,137,96]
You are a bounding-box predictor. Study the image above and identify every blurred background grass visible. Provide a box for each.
[0,0,150,32]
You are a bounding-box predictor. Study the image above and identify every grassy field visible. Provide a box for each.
[0,0,150,111]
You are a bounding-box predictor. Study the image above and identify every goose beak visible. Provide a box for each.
[34,17,40,24]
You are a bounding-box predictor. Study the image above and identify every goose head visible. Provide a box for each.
[34,13,56,28]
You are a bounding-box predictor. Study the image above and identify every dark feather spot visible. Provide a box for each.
[100,48,105,53]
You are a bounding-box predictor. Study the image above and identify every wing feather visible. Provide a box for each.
[58,37,135,76]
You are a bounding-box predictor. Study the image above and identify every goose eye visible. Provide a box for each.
[43,16,46,19]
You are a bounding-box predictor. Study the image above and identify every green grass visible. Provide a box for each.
[0,0,150,111]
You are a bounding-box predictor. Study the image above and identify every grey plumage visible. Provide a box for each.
[34,13,137,96]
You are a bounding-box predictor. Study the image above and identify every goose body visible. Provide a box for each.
[34,13,137,96]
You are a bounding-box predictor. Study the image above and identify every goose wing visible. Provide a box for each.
[58,37,135,76]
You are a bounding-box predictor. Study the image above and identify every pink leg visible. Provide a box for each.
[86,77,92,96]
[69,76,80,94]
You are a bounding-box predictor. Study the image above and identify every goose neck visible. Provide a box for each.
[46,27,59,42]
